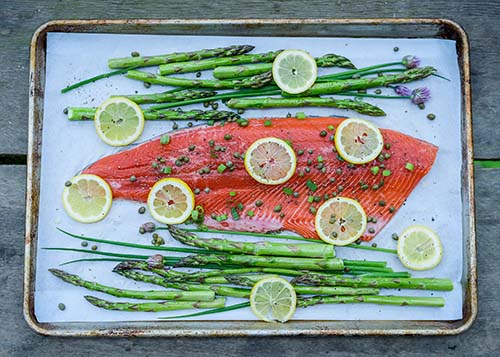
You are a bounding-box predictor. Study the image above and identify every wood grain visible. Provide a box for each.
[0,0,499,157]
[1,164,499,354]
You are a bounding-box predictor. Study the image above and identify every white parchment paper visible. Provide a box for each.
[35,33,463,322]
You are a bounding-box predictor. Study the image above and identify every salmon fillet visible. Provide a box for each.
[84,117,438,241]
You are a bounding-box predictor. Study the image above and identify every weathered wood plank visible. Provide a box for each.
[0,164,498,354]
[0,0,498,157]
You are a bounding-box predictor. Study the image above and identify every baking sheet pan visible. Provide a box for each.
[27,20,472,335]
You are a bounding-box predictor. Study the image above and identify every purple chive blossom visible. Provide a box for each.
[147,254,164,269]
[411,87,431,104]
[140,221,156,233]
[402,55,421,69]
[394,85,412,97]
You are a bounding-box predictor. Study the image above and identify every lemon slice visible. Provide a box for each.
[272,50,318,94]
[334,118,384,164]
[62,174,113,223]
[94,97,144,146]
[397,225,443,270]
[315,197,367,245]
[147,178,195,224]
[244,137,297,185]
[250,277,297,323]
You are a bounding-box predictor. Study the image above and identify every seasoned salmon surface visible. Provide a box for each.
[84,117,438,241]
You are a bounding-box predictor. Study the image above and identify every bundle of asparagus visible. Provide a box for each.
[63,45,436,121]
[48,227,451,318]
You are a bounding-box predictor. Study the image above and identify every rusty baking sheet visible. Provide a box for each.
[25,18,476,336]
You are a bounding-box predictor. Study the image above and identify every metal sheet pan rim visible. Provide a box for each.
[24,18,476,337]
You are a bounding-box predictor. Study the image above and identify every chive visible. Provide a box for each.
[405,162,414,171]
[379,200,386,206]
[217,164,227,173]
[273,205,282,213]
[385,143,391,149]
[231,207,240,221]
[246,210,254,217]
[160,135,171,145]
[309,206,317,214]
[368,228,375,233]
[297,149,304,156]
[327,125,335,131]
[392,233,399,240]
[317,155,324,163]
[306,179,318,192]
[229,191,236,197]
[215,214,228,222]
[162,167,172,174]
[60,66,135,93]
[224,134,232,141]
[370,166,379,175]
[283,187,293,196]
[320,130,327,137]
[237,202,244,211]
[389,206,395,213]
[382,169,392,177]
[296,112,306,119]
[238,119,249,127]
[188,145,196,151]
[307,196,314,203]
[264,120,272,127]
[207,120,215,126]
[255,200,263,207]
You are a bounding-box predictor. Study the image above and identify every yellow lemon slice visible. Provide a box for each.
[397,225,443,270]
[244,137,297,185]
[147,178,195,224]
[334,118,384,164]
[250,277,297,323]
[94,96,144,146]
[272,50,318,94]
[315,197,367,245]
[62,174,113,223]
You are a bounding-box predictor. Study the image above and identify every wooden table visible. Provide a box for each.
[1,1,498,355]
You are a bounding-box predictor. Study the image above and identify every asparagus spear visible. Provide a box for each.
[126,70,273,89]
[49,269,215,301]
[114,89,216,104]
[213,53,356,79]
[115,269,250,298]
[66,107,240,122]
[84,295,226,312]
[292,273,454,291]
[220,275,380,296]
[160,267,306,282]
[297,295,445,308]
[294,67,436,96]
[108,45,255,69]
[175,253,344,271]
[167,225,335,258]
[158,51,283,75]
[225,97,386,116]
